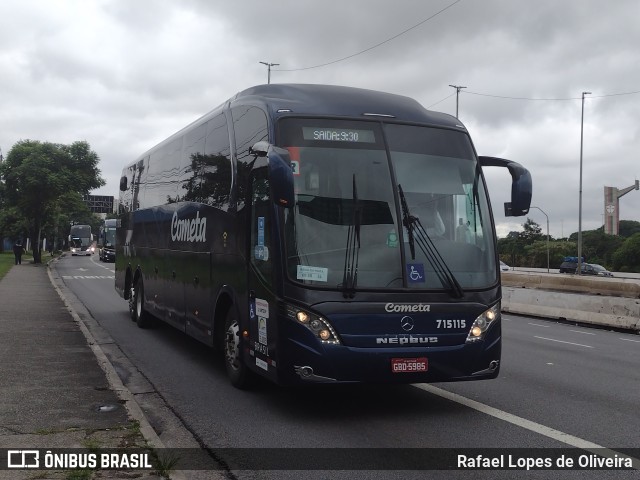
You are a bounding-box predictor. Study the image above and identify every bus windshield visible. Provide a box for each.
[70,237,83,249]
[280,118,497,290]
[103,227,116,247]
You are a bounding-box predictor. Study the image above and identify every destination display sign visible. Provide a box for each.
[302,127,375,143]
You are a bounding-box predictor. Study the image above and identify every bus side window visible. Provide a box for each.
[232,106,268,212]
[250,169,273,287]
[203,114,232,210]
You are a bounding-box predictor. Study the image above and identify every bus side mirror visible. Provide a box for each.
[479,156,532,217]
[249,141,270,157]
[267,145,295,209]
[119,176,128,191]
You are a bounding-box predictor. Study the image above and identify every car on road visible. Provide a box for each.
[578,263,614,277]
[500,261,510,272]
[559,259,578,273]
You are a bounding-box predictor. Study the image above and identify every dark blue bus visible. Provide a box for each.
[115,84,531,388]
[98,218,117,262]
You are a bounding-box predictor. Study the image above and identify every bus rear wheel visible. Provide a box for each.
[224,309,254,389]
[128,283,136,321]
[132,278,153,328]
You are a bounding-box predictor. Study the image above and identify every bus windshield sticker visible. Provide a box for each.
[386,230,399,248]
[407,264,425,283]
[297,265,328,282]
[254,245,269,261]
[257,217,265,246]
[286,146,301,176]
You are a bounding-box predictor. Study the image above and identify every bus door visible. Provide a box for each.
[246,167,279,382]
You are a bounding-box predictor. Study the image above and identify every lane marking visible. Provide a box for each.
[414,383,639,469]
[619,337,640,343]
[534,336,593,348]
[569,329,596,335]
[90,254,116,272]
[528,322,550,328]
[61,275,114,280]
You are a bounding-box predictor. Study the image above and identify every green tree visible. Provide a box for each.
[498,233,526,267]
[581,229,623,268]
[618,220,640,238]
[498,219,544,267]
[43,191,98,253]
[0,140,105,263]
[612,233,640,272]
[520,218,544,243]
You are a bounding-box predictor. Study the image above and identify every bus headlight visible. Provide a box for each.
[466,303,500,343]
[286,304,340,345]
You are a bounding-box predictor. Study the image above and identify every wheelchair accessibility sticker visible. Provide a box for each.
[406,263,425,283]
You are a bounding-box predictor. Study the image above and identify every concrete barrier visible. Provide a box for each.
[501,272,640,332]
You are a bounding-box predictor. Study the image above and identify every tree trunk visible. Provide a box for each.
[31,225,43,264]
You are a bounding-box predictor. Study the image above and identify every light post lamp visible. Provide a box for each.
[259,61,279,84]
[531,206,550,273]
[577,91,591,275]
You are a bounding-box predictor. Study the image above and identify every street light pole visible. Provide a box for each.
[449,85,466,118]
[259,61,279,84]
[577,91,591,276]
[531,206,550,273]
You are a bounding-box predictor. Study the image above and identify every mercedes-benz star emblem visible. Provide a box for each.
[401,316,414,332]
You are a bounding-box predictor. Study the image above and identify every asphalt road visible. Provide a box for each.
[53,254,640,479]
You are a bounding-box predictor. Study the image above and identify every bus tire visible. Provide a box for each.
[132,278,153,328]
[128,283,136,321]
[224,309,254,389]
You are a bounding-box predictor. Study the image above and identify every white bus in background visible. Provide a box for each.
[69,224,94,256]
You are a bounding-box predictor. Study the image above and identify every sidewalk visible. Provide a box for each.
[0,262,164,479]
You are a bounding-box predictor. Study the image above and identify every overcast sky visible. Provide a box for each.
[1,0,638,239]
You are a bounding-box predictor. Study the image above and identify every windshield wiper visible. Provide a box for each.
[398,185,416,260]
[398,184,464,298]
[341,174,361,298]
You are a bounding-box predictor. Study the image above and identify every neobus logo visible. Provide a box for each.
[376,335,438,345]
[171,211,207,242]
[385,303,431,313]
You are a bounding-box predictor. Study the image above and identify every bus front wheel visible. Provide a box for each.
[224,309,254,389]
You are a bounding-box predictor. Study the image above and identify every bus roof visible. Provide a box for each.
[127,84,465,167]
[232,84,463,128]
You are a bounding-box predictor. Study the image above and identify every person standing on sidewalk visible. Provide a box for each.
[13,240,25,265]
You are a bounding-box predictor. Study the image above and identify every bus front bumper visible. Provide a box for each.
[276,336,501,385]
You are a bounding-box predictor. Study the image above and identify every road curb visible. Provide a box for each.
[46,258,190,480]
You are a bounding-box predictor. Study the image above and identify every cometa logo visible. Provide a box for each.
[384,303,431,313]
[171,211,207,242]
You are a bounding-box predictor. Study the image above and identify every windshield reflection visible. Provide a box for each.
[280,119,498,290]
